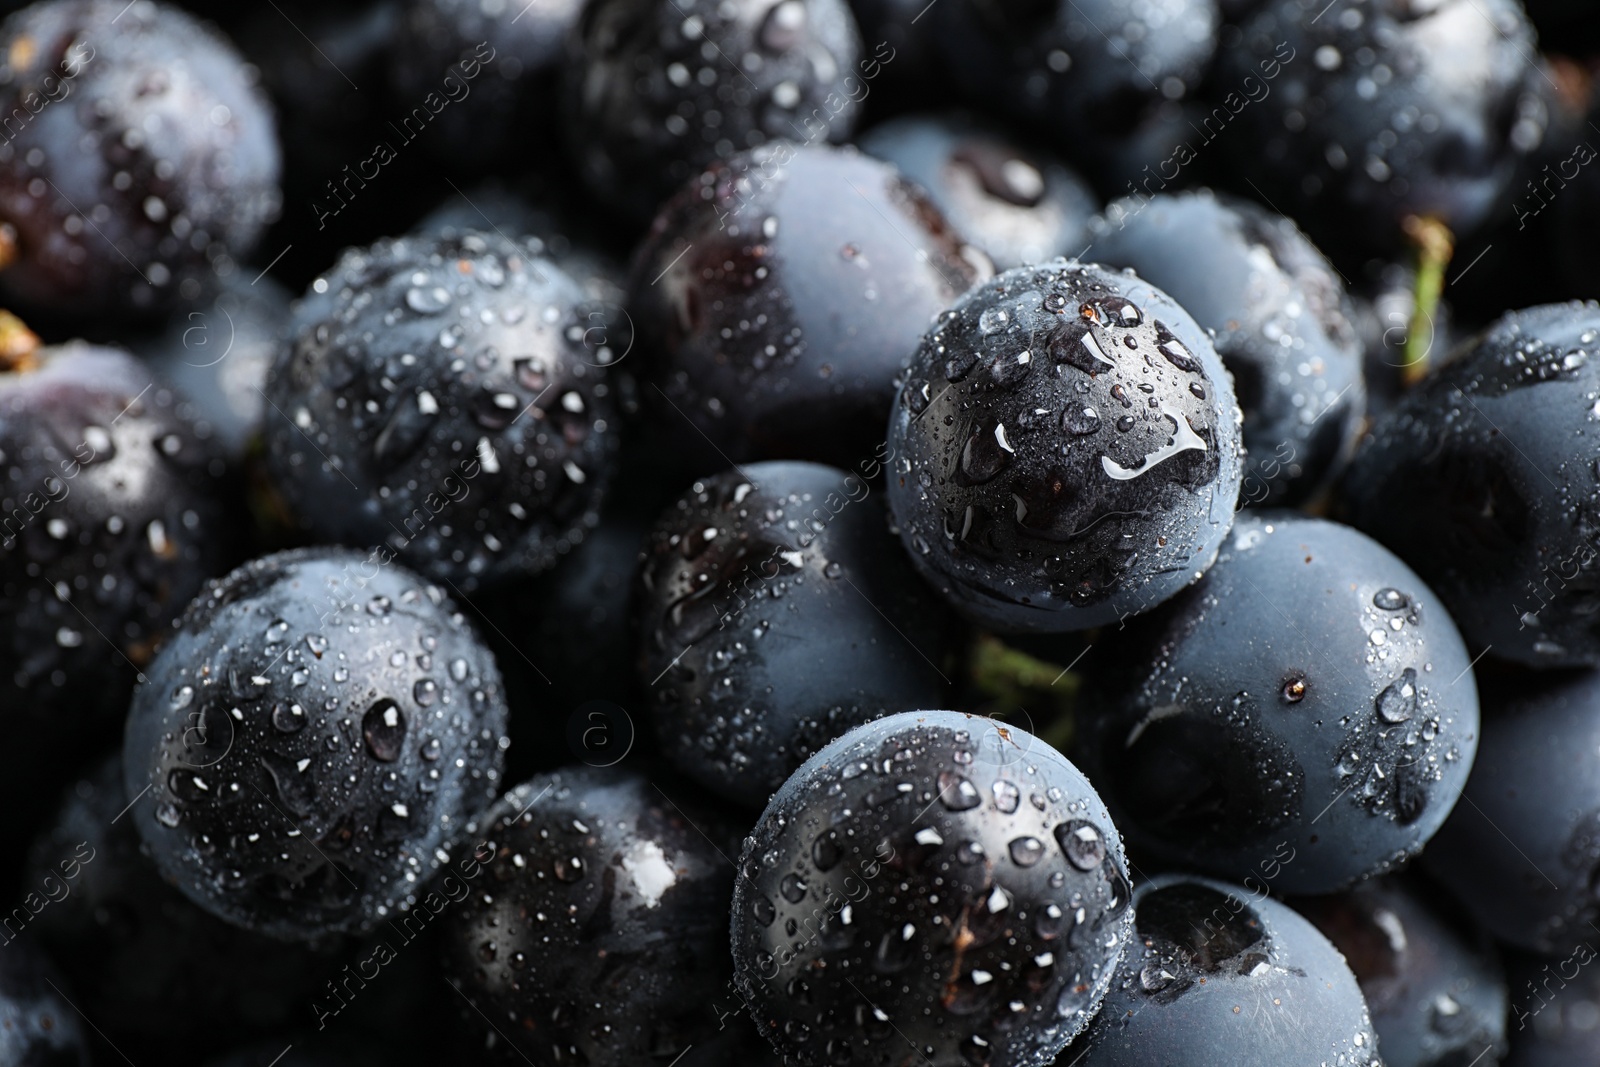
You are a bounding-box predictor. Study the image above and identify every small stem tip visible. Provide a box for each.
[1401,214,1454,386]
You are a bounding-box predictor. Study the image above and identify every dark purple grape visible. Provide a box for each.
[885,258,1244,632]
[0,0,281,314]
[630,141,987,469]
[123,548,510,941]
[731,710,1132,1065]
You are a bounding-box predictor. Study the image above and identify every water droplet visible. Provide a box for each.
[413,678,438,707]
[958,421,1012,485]
[362,699,407,761]
[1055,821,1106,870]
[979,307,1012,335]
[1376,668,1418,723]
[1155,321,1201,373]
[1283,677,1306,703]
[1008,837,1045,867]
[1431,993,1463,1033]
[992,779,1021,814]
[752,895,777,926]
[759,0,807,50]
[271,703,307,733]
[1064,405,1101,435]
[812,833,842,871]
[780,873,808,903]
[938,771,982,810]
[1140,962,1175,992]
[1373,588,1407,611]
[406,286,452,313]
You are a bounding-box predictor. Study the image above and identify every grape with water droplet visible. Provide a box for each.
[1061,875,1382,1067]
[122,548,509,941]
[1343,301,1600,668]
[1075,513,1479,894]
[630,141,988,473]
[1293,876,1510,1067]
[0,336,236,868]
[886,258,1244,632]
[0,0,281,315]
[731,710,1132,1066]
[264,231,620,591]
[564,0,866,220]
[637,461,961,806]
[440,767,740,1065]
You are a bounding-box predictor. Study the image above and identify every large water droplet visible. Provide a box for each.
[1056,821,1106,870]
[958,421,1012,486]
[1376,668,1418,724]
[1064,405,1101,435]
[938,771,982,811]
[271,703,307,733]
[362,699,407,761]
[812,833,842,871]
[759,0,807,51]
[978,307,1012,335]
[1154,321,1201,372]
[1008,837,1045,867]
[406,286,452,314]
[1373,588,1408,611]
